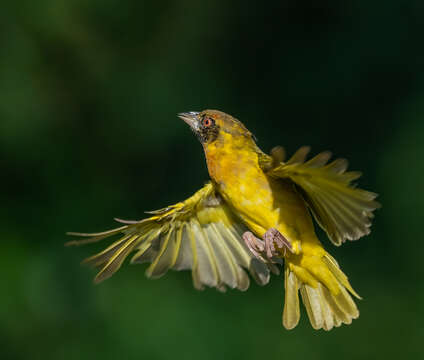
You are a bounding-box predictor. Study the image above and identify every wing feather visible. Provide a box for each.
[263,147,380,245]
[212,224,251,290]
[94,234,141,284]
[146,228,176,278]
[208,224,239,290]
[191,220,219,288]
[173,223,194,270]
[67,182,270,290]
[82,234,135,268]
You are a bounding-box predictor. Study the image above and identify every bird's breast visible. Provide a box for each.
[203,142,314,240]
[204,144,279,233]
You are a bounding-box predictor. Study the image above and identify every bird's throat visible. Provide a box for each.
[203,137,259,187]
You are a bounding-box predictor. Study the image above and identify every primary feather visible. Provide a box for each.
[67,182,270,291]
[263,146,380,245]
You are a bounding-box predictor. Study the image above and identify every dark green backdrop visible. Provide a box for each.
[1,1,423,359]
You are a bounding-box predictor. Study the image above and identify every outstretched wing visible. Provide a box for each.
[66,182,270,291]
[261,146,380,246]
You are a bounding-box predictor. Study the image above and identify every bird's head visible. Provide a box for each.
[178,110,255,146]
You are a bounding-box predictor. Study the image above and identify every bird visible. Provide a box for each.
[67,110,380,330]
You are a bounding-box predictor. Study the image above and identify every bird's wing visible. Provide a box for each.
[260,146,381,246]
[66,182,270,291]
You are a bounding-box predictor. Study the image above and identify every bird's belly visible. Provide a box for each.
[227,183,276,234]
[218,171,314,240]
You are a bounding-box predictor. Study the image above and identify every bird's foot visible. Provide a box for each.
[242,231,281,274]
[243,228,294,264]
[242,231,266,261]
[263,228,294,258]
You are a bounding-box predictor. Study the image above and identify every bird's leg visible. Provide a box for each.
[263,228,294,258]
[243,228,294,263]
[242,231,282,274]
[242,232,266,261]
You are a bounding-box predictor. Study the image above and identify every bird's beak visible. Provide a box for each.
[178,112,200,131]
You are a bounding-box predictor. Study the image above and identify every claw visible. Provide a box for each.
[263,228,293,257]
[242,232,265,261]
[243,228,294,266]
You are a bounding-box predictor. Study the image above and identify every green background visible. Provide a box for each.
[1,1,423,359]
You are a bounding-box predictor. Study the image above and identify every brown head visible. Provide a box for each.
[178,109,256,147]
[178,110,260,182]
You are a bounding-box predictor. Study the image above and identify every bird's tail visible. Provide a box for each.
[283,252,360,330]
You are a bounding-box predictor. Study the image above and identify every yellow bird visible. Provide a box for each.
[67,110,380,330]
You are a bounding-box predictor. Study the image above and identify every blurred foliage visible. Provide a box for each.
[1,1,423,359]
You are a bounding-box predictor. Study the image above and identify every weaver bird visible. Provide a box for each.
[67,110,380,330]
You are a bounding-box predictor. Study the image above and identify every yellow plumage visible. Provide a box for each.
[67,183,270,289]
[67,109,380,331]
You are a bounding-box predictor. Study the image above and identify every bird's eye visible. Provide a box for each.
[203,117,213,127]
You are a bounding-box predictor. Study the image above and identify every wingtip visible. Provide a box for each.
[93,276,104,285]
[64,240,78,247]
[65,233,93,247]
[114,217,142,224]
[66,231,85,236]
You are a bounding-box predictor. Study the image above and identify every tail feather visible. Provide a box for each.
[283,254,360,331]
[300,284,323,329]
[283,267,300,329]
[323,254,361,298]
